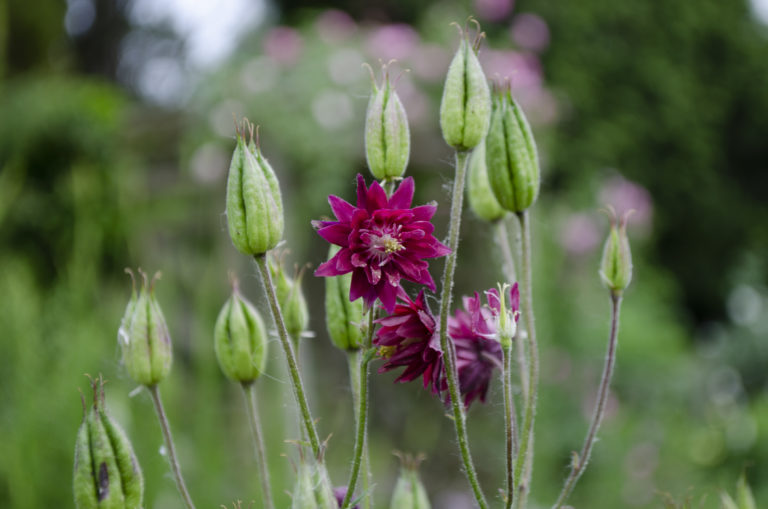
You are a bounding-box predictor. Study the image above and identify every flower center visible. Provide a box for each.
[375,233,405,255]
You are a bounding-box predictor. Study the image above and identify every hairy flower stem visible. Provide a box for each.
[341,309,375,509]
[496,216,529,401]
[147,384,196,509]
[347,350,372,509]
[438,149,489,509]
[255,254,321,457]
[241,382,275,509]
[512,210,539,509]
[551,292,623,509]
[503,345,519,509]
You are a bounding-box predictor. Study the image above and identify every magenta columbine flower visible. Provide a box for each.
[448,291,505,407]
[313,174,450,313]
[374,289,443,394]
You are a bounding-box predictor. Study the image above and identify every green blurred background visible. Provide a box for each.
[1,0,767,507]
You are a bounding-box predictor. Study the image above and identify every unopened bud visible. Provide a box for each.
[390,455,430,509]
[226,120,284,256]
[439,23,491,151]
[214,279,268,384]
[119,269,172,386]
[486,84,540,213]
[74,376,143,509]
[324,246,364,351]
[467,139,505,222]
[269,256,309,341]
[365,65,410,181]
[599,207,633,294]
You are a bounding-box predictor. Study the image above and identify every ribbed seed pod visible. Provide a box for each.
[73,377,143,509]
[119,269,172,387]
[599,207,633,295]
[365,67,410,181]
[439,25,491,151]
[214,281,268,383]
[324,245,364,351]
[389,456,430,509]
[467,139,505,222]
[485,87,540,213]
[226,120,284,256]
[269,256,309,341]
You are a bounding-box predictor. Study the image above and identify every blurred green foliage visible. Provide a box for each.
[1,0,767,508]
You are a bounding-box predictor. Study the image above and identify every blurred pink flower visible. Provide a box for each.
[366,24,419,61]
[475,0,515,21]
[264,26,303,66]
[510,13,550,52]
[599,175,653,230]
[480,50,542,90]
[411,43,451,82]
[315,9,356,44]
[559,212,601,255]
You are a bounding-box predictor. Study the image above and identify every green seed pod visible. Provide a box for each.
[599,208,633,294]
[439,24,491,151]
[291,460,318,509]
[120,269,172,387]
[74,377,144,509]
[736,474,756,509]
[467,139,505,222]
[389,456,430,509]
[269,256,309,341]
[226,120,284,256]
[485,86,540,213]
[313,463,338,509]
[324,245,364,351]
[214,280,268,384]
[365,66,410,181]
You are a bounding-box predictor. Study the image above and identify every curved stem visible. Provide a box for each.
[551,292,623,509]
[254,254,321,457]
[147,385,196,509]
[512,210,539,509]
[341,310,375,509]
[347,350,372,509]
[241,383,275,509]
[438,150,489,509]
[503,345,519,509]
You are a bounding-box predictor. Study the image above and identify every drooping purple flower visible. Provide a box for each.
[313,174,450,313]
[333,486,359,509]
[448,291,505,407]
[374,289,443,395]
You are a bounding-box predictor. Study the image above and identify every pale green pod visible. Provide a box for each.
[439,35,491,151]
[291,461,319,509]
[324,246,364,351]
[313,463,338,509]
[269,259,309,340]
[214,286,268,383]
[736,474,756,509]
[226,127,284,256]
[485,90,540,213]
[121,271,172,387]
[365,77,410,180]
[74,384,144,509]
[599,211,633,294]
[390,467,431,509]
[467,139,505,222]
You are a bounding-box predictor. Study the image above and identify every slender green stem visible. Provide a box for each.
[512,210,539,509]
[495,217,517,284]
[254,254,321,457]
[438,149,488,509]
[503,345,519,509]
[241,383,275,509]
[147,385,196,509]
[347,350,372,509]
[552,292,623,509]
[341,310,375,509]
